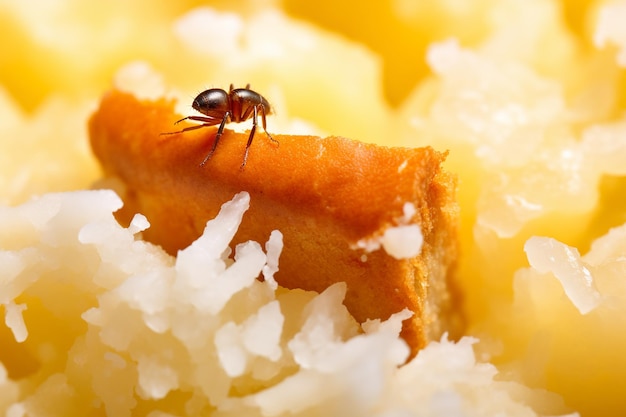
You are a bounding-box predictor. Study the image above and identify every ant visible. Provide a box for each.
[161,84,277,169]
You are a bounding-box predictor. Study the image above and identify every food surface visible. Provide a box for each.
[89,89,461,354]
[2,0,626,416]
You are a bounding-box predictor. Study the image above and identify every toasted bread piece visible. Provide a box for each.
[88,89,461,353]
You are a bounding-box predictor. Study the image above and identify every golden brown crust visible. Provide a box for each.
[88,89,460,353]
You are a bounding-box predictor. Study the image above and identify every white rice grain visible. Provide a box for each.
[524,236,603,314]
[3,302,27,343]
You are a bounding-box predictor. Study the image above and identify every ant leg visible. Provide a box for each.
[261,105,278,146]
[178,115,220,124]
[159,116,197,135]
[160,115,222,136]
[200,112,230,167]
[160,123,214,136]
[241,107,258,169]
[174,116,192,125]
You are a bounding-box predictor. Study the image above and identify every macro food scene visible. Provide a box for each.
[1,1,626,416]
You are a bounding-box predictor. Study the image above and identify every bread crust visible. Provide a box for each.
[89,90,461,353]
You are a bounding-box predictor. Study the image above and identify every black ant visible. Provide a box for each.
[161,84,277,169]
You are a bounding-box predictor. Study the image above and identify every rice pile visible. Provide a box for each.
[0,190,561,417]
[2,1,626,416]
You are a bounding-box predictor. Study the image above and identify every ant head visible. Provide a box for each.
[193,89,230,115]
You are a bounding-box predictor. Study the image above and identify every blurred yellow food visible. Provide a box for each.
[2,0,626,416]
